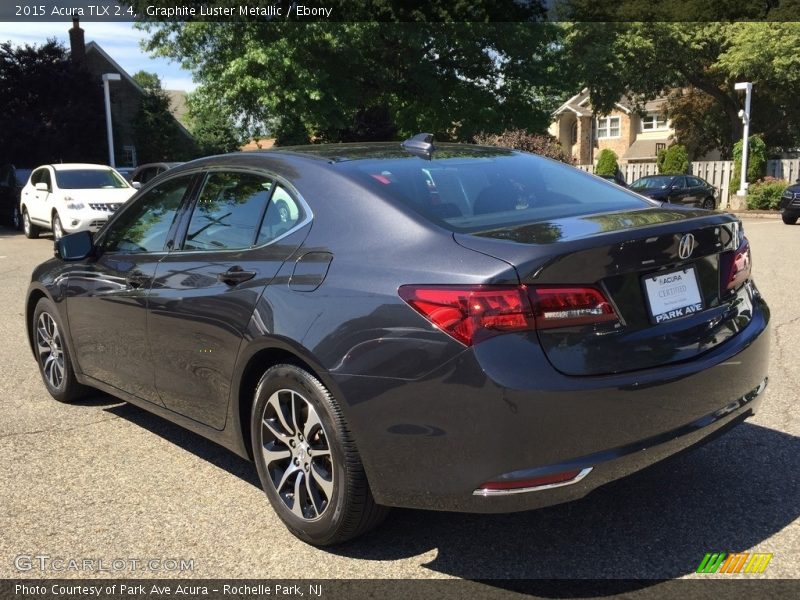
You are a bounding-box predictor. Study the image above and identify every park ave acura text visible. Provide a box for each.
[26,135,769,545]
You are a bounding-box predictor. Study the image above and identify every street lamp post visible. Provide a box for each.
[102,73,121,167]
[735,81,752,196]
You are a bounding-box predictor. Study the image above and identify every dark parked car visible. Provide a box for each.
[26,136,769,545]
[597,171,627,187]
[0,165,32,229]
[778,180,800,225]
[129,162,183,188]
[630,174,717,209]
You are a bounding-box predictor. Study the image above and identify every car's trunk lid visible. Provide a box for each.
[454,207,751,376]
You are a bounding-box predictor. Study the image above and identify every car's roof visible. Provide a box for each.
[42,163,117,171]
[245,142,516,163]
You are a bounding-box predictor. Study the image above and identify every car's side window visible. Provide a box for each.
[31,168,50,190]
[672,176,686,189]
[102,175,193,254]
[182,172,273,251]
[256,184,303,246]
[688,177,703,188]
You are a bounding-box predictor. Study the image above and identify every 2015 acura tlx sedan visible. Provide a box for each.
[26,136,769,545]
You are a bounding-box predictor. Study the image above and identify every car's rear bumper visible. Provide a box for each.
[334,283,770,512]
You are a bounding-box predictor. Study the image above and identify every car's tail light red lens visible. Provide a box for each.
[529,287,618,329]
[723,238,752,290]
[398,284,618,345]
[397,285,533,346]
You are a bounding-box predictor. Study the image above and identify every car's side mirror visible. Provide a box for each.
[132,181,141,189]
[55,230,94,261]
[35,182,49,192]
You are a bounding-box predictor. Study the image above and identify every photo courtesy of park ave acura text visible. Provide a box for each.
[0,0,798,594]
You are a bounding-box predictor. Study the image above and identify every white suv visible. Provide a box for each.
[20,164,136,240]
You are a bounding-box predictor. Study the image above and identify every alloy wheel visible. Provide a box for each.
[52,215,63,240]
[36,312,65,390]
[23,211,30,236]
[260,389,335,521]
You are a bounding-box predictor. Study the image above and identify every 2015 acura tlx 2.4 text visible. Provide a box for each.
[26,135,769,545]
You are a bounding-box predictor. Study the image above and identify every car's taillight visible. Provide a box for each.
[398,284,618,346]
[530,286,618,329]
[722,238,752,291]
[398,285,533,346]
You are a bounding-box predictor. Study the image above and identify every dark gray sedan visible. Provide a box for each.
[630,174,717,209]
[26,137,768,545]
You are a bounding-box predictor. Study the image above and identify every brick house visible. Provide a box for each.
[548,88,676,166]
[69,19,195,166]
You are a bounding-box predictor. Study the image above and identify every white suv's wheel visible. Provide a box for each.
[52,214,64,241]
[22,208,39,239]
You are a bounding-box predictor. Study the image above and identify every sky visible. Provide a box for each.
[0,21,196,91]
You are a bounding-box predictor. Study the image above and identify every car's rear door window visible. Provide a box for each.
[256,184,303,245]
[182,172,273,251]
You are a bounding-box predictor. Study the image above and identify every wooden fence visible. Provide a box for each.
[578,158,800,208]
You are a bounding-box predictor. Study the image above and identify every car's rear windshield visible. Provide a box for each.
[342,152,651,233]
[55,169,129,190]
[630,175,675,190]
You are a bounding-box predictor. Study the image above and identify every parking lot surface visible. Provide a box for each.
[0,217,797,581]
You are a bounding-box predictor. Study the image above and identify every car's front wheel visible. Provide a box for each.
[702,197,715,210]
[251,364,388,545]
[52,213,64,241]
[782,213,798,225]
[22,208,39,239]
[32,298,89,402]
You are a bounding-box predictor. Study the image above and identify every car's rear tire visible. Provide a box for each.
[782,213,798,225]
[702,197,715,210]
[22,208,39,239]
[52,213,64,241]
[32,298,90,403]
[251,364,388,545]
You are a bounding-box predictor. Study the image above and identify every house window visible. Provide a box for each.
[642,114,668,131]
[570,121,578,145]
[596,116,620,139]
[655,142,667,155]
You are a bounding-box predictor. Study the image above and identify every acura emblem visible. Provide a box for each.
[678,233,696,260]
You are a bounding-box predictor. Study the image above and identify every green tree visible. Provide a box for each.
[732,135,767,186]
[659,144,689,174]
[186,89,243,156]
[0,40,106,165]
[129,2,566,144]
[132,70,197,162]
[594,149,618,176]
[560,21,800,157]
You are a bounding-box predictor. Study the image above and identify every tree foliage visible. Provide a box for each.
[473,129,573,163]
[132,70,198,162]
[560,21,800,157]
[732,135,767,186]
[0,40,106,166]
[594,149,618,176]
[130,2,567,144]
[187,90,244,156]
[659,144,689,174]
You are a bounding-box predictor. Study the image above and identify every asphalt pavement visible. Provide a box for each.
[0,218,797,583]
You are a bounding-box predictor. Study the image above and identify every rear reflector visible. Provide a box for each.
[399,284,618,346]
[474,467,593,495]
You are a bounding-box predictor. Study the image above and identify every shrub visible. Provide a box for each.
[473,129,574,164]
[746,177,788,210]
[659,144,690,174]
[732,135,767,186]
[656,146,667,173]
[595,149,619,176]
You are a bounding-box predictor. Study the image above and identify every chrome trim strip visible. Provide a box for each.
[472,467,593,497]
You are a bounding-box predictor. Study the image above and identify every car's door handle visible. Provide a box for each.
[217,266,256,286]
[126,271,150,289]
